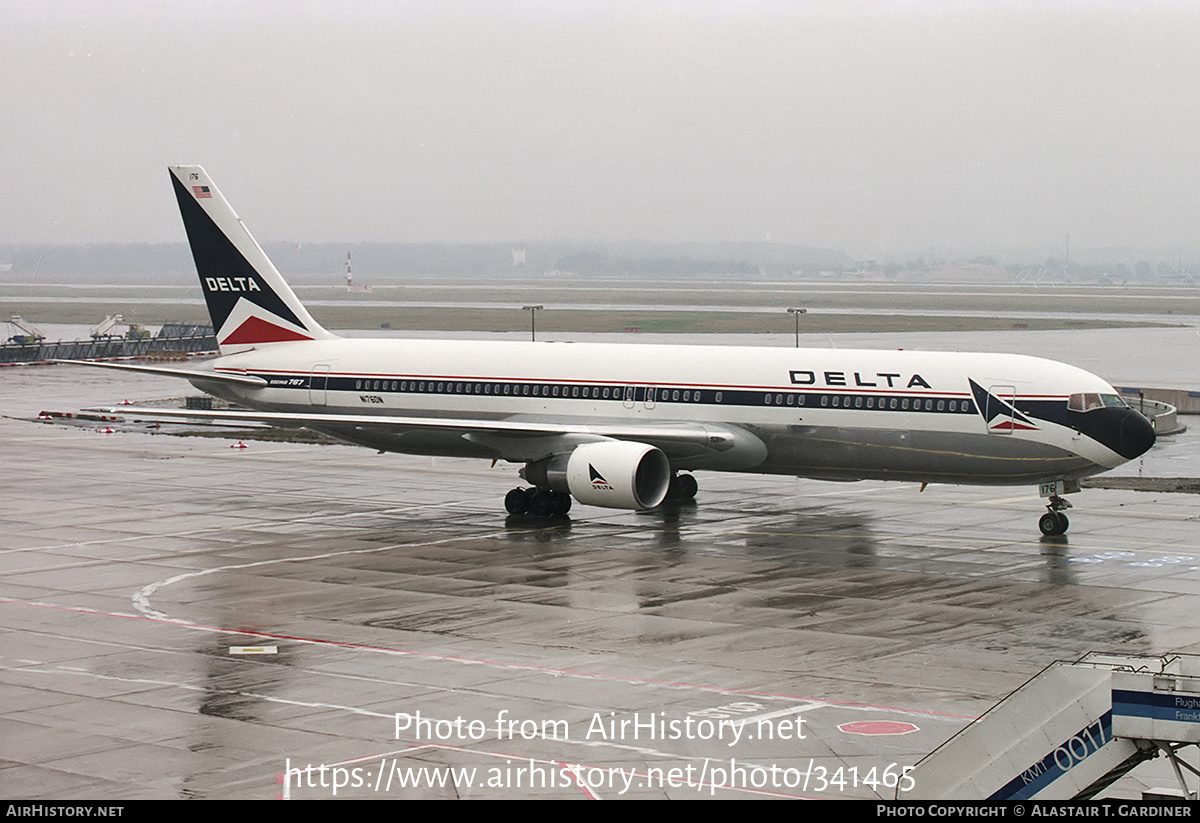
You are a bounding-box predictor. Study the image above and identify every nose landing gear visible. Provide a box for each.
[1038,495,1072,536]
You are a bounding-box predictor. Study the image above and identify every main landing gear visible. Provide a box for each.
[503,472,699,516]
[504,487,572,517]
[1038,495,1072,536]
[665,472,699,503]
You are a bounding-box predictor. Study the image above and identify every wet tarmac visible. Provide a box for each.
[3,362,1200,799]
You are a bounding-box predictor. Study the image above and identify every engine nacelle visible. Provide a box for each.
[524,441,671,510]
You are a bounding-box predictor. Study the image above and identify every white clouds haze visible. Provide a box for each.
[2,1,1198,257]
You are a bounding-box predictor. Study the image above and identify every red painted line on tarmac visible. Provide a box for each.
[1,596,974,720]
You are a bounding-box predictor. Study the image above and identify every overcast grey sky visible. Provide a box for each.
[3,1,1199,257]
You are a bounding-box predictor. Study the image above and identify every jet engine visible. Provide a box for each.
[523,441,671,510]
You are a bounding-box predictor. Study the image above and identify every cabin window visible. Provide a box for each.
[715,392,723,403]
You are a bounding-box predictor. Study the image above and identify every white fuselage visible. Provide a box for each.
[201,337,1132,486]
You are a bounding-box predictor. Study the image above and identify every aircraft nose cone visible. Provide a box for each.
[1118,408,1157,459]
[1069,406,1156,461]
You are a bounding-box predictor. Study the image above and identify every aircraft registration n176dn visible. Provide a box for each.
[74,166,1156,536]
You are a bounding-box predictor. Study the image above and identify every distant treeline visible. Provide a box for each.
[0,241,853,284]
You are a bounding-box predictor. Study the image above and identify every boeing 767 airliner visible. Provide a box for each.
[68,166,1157,535]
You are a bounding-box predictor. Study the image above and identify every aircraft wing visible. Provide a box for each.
[89,405,742,454]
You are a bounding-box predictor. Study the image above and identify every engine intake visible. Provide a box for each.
[524,441,671,510]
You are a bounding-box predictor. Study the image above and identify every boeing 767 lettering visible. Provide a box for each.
[66,166,1157,535]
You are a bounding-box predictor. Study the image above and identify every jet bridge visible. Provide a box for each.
[902,652,1200,800]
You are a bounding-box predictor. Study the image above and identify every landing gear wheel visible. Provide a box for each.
[528,489,556,517]
[666,472,699,502]
[505,487,532,515]
[525,489,572,518]
[1038,493,1072,536]
[1038,510,1069,536]
[506,487,571,517]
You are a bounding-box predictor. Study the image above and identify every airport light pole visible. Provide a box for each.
[786,307,806,348]
[523,305,542,341]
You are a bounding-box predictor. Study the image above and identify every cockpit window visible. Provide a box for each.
[1068,393,1127,412]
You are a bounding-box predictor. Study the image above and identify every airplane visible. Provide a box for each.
[66,165,1157,536]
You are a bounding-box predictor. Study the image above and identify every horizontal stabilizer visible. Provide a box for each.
[55,360,268,387]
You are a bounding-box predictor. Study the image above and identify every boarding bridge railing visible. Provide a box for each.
[902,652,1200,801]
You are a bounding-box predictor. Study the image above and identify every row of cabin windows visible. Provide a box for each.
[767,392,974,413]
[344,378,974,413]
[351,379,703,401]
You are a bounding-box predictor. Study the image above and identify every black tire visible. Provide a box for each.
[529,490,556,517]
[505,487,531,515]
[677,473,698,499]
[1039,511,1069,536]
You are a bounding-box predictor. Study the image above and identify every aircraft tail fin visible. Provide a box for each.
[168,165,335,353]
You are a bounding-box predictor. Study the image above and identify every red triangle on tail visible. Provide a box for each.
[220,316,313,345]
